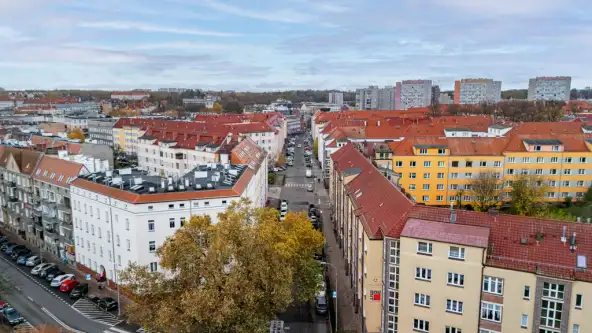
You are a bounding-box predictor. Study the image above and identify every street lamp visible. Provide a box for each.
[320,261,337,332]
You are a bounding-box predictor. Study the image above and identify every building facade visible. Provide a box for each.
[110,91,150,101]
[328,92,344,105]
[454,79,502,105]
[395,80,433,110]
[330,143,592,333]
[70,139,267,286]
[528,76,572,102]
[88,119,117,146]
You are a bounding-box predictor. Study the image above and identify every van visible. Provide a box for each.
[306,169,312,178]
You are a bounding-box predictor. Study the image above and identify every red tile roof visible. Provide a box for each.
[390,137,511,156]
[401,218,490,248]
[0,147,43,175]
[32,156,87,188]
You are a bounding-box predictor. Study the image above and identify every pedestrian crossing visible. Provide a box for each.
[284,183,312,188]
[13,321,37,333]
[104,327,148,333]
[72,298,122,326]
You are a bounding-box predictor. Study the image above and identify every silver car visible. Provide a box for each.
[31,263,53,275]
[25,255,41,267]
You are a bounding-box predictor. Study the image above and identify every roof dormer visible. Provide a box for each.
[522,139,563,152]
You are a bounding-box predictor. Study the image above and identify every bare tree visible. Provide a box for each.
[469,171,502,212]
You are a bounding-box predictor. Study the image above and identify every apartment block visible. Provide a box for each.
[395,80,433,110]
[71,139,267,286]
[88,119,117,146]
[355,86,396,110]
[454,78,502,105]
[528,76,572,102]
[330,143,592,333]
[328,92,344,105]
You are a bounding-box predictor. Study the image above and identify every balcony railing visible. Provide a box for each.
[7,181,16,188]
[8,196,18,203]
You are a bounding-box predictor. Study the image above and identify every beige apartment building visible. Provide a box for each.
[330,143,592,333]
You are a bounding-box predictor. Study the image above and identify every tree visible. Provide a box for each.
[67,128,85,143]
[510,175,548,216]
[583,185,592,203]
[223,101,243,114]
[208,102,224,113]
[277,154,286,166]
[119,200,325,333]
[447,104,460,115]
[429,102,441,117]
[469,171,501,212]
[313,138,319,157]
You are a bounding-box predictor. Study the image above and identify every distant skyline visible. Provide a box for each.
[0,0,591,91]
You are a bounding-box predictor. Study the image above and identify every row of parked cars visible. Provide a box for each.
[0,236,118,311]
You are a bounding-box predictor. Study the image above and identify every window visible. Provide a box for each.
[107,231,111,243]
[524,286,531,299]
[541,299,563,329]
[414,293,430,307]
[408,184,416,190]
[395,161,402,167]
[149,262,158,272]
[543,282,565,300]
[551,157,559,163]
[436,195,444,202]
[423,173,430,179]
[580,157,586,163]
[563,181,571,187]
[578,169,585,175]
[448,246,465,260]
[549,180,557,187]
[447,272,464,287]
[410,161,417,167]
[419,149,427,155]
[116,235,120,247]
[409,173,416,179]
[575,294,583,309]
[423,184,430,190]
[148,220,155,232]
[480,302,502,322]
[449,184,458,190]
[465,173,472,178]
[181,217,186,226]
[437,184,444,190]
[507,169,514,175]
[98,227,102,239]
[445,327,461,333]
[125,218,130,230]
[534,145,542,151]
[437,172,444,179]
[536,169,543,175]
[550,169,558,175]
[451,161,459,167]
[169,218,175,228]
[446,299,463,314]
[413,319,429,332]
[424,161,431,167]
[565,157,573,163]
[149,241,156,253]
[179,203,185,208]
[204,201,210,207]
[564,169,572,175]
[577,180,584,187]
[483,276,503,295]
[417,242,432,255]
[573,324,580,333]
[494,161,501,167]
[148,205,153,211]
[552,145,560,151]
[450,173,458,179]
[438,161,445,167]
[127,239,130,251]
[521,314,528,328]
[168,204,174,209]
[547,192,556,198]
[537,157,544,163]
[508,157,516,163]
[422,196,429,202]
[222,200,227,205]
[438,149,446,155]
[415,267,432,281]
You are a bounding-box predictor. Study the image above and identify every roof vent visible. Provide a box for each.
[561,226,567,244]
[450,211,457,224]
[520,238,528,245]
[570,232,577,252]
[577,217,582,223]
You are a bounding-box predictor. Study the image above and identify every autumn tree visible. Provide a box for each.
[67,128,85,143]
[313,138,319,156]
[277,154,286,166]
[208,102,224,113]
[469,171,501,212]
[119,199,325,333]
[223,101,243,114]
[429,102,441,117]
[510,174,548,216]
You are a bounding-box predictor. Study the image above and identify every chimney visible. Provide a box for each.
[161,179,165,189]
[587,217,591,224]
[577,217,582,223]
[561,226,567,244]
[450,211,457,224]
[377,120,381,127]
[570,232,577,252]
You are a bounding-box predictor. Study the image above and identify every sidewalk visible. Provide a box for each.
[0,227,133,317]
[314,164,362,333]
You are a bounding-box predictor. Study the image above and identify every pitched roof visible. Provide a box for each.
[331,143,414,239]
[32,156,87,188]
[401,218,490,248]
[0,147,43,175]
[390,137,511,156]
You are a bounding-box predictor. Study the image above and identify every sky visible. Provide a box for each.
[0,0,591,91]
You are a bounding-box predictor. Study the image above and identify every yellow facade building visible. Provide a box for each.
[331,143,592,333]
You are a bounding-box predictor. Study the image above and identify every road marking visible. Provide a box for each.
[42,307,86,333]
[27,296,34,302]
[72,298,122,326]
[109,327,135,333]
[13,321,38,333]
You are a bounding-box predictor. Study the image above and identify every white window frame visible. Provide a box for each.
[480,301,502,323]
[448,246,465,260]
[521,313,528,328]
[417,242,433,255]
[415,267,432,281]
[414,293,430,307]
[413,319,429,332]
[447,272,464,287]
[446,299,463,314]
[483,276,503,295]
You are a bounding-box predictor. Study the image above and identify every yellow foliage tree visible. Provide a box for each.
[209,102,223,113]
[119,199,325,333]
[277,154,286,166]
[67,128,85,143]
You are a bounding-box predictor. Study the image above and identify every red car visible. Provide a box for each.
[60,279,80,292]
[304,147,311,151]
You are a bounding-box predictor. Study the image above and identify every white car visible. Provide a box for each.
[280,201,288,212]
[306,169,312,178]
[31,263,53,275]
[297,144,302,148]
[25,256,41,267]
[280,211,287,221]
[50,274,75,287]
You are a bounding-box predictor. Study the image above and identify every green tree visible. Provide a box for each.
[469,171,501,212]
[223,101,243,114]
[583,185,592,203]
[510,175,548,216]
[119,200,325,333]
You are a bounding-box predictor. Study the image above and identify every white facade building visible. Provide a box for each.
[528,76,572,102]
[70,139,267,283]
[110,92,150,101]
[455,78,502,104]
[328,92,344,105]
[395,80,433,110]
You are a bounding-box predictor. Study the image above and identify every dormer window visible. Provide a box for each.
[534,145,542,151]
[552,145,560,152]
[419,149,428,155]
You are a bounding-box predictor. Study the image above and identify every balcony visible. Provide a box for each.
[43,214,57,224]
[8,196,18,203]
[60,213,72,224]
[57,199,71,211]
[7,181,16,188]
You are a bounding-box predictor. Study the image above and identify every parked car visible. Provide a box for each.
[0,242,15,252]
[12,249,31,261]
[25,256,41,267]
[16,253,33,265]
[0,236,8,244]
[69,283,89,299]
[5,244,25,255]
[307,184,314,192]
[98,297,118,311]
[31,263,52,275]
[87,295,101,304]
[315,296,328,315]
[37,264,57,277]
[51,274,75,288]
[280,211,286,221]
[3,307,25,325]
[297,144,302,148]
[46,269,66,282]
[280,200,288,212]
[0,300,8,313]
[60,279,80,293]
[306,169,312,178]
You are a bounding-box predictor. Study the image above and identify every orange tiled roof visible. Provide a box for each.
[32,156,87,188]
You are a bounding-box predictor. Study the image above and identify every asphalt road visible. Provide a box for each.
[0,254,111,333]
[275,134,329,333]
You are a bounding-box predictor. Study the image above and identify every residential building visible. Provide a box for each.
[378,86,396,110]
[182,95,220,108]
[431,85,440,105]
[330,143,592,333]
[528,76,572,102]
[32,156,87,264]
[0,97,15,110]
[439,93,452,105]
[71,139,267,286]
[356,86,379,110]
[110,91,150,101]
[55,102,101,114]
[395,80,433,110]
[0,147,43,239]
[454,78,502,105]
[88,119,117,146]
[328,92,344,105]
[286,115,303,134]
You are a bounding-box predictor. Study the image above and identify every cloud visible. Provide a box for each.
[79,21,242,37]
[0,27,30,42]
[196,0,312,23]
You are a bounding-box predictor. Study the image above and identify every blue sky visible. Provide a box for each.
[0,0,590,91]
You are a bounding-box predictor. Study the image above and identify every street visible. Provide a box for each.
[274,134,329,333]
